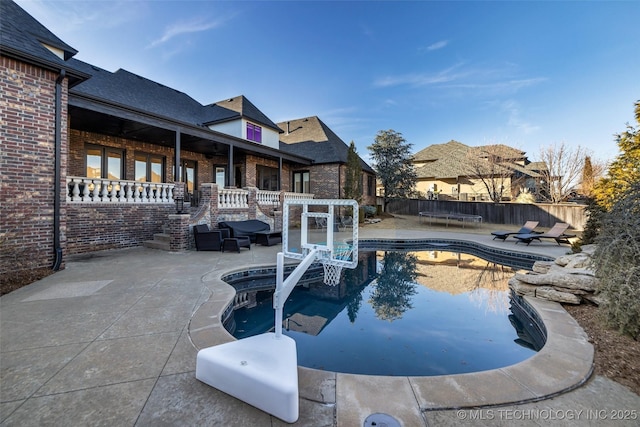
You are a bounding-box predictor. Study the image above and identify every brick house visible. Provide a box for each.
[0,0,375,274]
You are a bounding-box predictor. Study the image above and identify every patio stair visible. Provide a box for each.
[143,232,170,251]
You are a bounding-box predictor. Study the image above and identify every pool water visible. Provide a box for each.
[228,249,544,376]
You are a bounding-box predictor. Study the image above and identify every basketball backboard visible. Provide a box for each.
[282,198,358,270]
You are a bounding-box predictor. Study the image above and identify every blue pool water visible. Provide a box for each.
[227,248,546,376]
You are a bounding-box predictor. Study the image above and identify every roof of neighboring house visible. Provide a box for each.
[413,140,468,163]
[204,96,282,132]
[414,140,539,180]
[1,0,87,81]
[277,116,375,173]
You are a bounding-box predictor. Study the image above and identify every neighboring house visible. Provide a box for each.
[278,116,376,205]
[0,0,374,273]
[412,140,543,201]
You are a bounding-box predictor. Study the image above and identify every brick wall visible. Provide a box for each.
[65,203,174,254]
[1,56,66,273]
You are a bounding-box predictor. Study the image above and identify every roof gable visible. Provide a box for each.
[277,116,374,173]
[1,1,86,79]
[205,96,281,132]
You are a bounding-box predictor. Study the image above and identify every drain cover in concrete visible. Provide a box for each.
[364,413,401,427]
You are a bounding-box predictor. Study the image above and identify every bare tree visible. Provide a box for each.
[465,144,525,203]
[537,142,587,203]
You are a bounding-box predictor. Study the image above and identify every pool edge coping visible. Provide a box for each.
[188,238,594,411]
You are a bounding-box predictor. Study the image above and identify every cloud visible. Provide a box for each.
[374,63,467,88]
[425,40,449,51]
[501,100,540,134]
[374,61,547,100]
[148,17,227,48]
[15,0,141,32]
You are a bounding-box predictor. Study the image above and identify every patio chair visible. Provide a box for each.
[193,224,225,251]
[314,217,327,230]
[513,222,575,245]
[491,221,539,241]
[339,215,354,231]
[222,236,251,253]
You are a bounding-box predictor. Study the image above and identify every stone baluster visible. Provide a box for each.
[100,179,108,202]
[71,179,80,202]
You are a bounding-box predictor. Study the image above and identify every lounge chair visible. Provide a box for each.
[193,224,227,251]
[491,221,539,241]
[513,222,575,245]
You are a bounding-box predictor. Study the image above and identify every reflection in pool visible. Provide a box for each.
[226,249,545,376]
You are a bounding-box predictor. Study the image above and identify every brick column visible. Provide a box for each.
[202,183,218,227]
[247,186,257,220]
[168,213,191,251]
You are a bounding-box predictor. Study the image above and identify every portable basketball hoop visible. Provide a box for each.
[196,199,358,423]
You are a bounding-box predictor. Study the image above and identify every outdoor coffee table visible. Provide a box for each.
[254,230,282,246]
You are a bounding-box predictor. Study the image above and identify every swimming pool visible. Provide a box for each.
[223,242,549,376]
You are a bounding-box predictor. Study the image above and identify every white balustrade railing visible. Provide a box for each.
[66,177,175,204]
[256,190,280,205]
[284,192,314,201]
[219,188,249,209]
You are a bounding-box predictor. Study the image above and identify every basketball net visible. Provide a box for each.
[321,262,343,286]
[320,243,353,286]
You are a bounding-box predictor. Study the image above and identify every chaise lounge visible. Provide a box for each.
[513,222,575,245]
[491,221,539,241]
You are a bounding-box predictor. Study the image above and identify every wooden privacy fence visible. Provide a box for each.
[385,199,587,230]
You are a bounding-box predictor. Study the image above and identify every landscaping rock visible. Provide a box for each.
[536,287,582,304]
[508,247,601,305]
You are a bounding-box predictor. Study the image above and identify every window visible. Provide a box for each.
[85,145,123,180]
[135,153,165,182]
[367,175,375,196]
[215,167,226,188]
[257,165,279,191]
[293,171,310,193]
[246,123,262,143]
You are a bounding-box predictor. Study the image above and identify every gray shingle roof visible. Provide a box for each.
[277,116,374,173]
[69,59,213,125]
[1,0,86,78]
[414,140,538,179]
[205,96,281,132]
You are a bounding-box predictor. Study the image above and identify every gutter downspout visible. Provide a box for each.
[53,70,65,271]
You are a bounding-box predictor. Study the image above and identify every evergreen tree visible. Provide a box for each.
[367,130,417,211]
[343,141,363,203]
[581,155,594,197]
[594,101,640,210]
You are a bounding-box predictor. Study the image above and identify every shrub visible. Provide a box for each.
[593,182,640,340]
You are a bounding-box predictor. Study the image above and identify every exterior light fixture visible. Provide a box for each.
[175,197,184,214]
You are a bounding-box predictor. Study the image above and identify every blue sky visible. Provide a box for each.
[15,0,640,163]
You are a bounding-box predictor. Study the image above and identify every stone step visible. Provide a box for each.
[153,233,170,243]
[143,239,170,251]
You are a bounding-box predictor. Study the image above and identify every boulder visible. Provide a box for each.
[535,287,582,304]
[514,272,598,292]
[532,261,553,274]
[508,277,537,296]
[555,253,591,269]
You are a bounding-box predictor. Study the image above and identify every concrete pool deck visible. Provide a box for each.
[1,227,639,426]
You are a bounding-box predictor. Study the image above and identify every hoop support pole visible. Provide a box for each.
[274,249,319,338]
